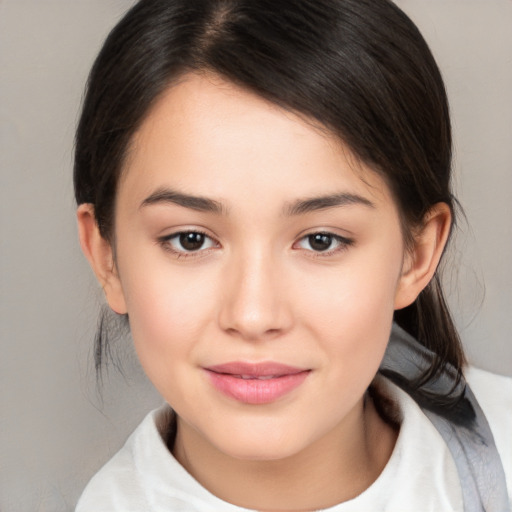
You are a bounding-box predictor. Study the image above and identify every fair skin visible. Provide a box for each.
[78,73,451,511]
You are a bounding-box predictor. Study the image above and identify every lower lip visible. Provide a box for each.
[205,370,310,405]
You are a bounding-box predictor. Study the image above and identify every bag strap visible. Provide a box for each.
[380,323,510,512]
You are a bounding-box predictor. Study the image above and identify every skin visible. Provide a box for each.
[78,73,451,511]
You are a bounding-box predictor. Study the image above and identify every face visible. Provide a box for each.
[109,73,409,460]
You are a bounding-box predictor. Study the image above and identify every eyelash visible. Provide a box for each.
[158,230,218,259]
[157,230,353,258]
[293,232,354,257]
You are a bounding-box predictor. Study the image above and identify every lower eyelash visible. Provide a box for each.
[299,233,354,257]
[156,231,353,259]
[157,230,215,257]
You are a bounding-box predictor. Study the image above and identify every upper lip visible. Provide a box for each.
[205,361,309,377]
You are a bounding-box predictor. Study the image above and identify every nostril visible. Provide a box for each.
[217,264,293,340]
[222,325,285,342]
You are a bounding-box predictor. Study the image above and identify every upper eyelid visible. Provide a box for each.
[158,229,352,241]
[161,229,210,239]
[158,230,220,252]
[296,230,353,243]
[159,227,218,241]
[292,232,354,254]
[157,229,353,250]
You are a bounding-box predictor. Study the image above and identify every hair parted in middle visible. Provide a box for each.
[74,0,464,399]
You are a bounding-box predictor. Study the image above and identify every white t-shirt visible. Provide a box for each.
[76,368,512,512]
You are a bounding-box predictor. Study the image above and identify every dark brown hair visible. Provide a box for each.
[75,0,465,407]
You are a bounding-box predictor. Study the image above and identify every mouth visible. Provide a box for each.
[204,362,311,404]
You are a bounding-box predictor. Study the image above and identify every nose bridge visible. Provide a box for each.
[219,245,291,340]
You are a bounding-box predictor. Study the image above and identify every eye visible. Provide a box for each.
[160,231,218,254]
[295,232,352,254]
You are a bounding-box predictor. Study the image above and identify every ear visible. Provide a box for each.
[77,204,127,314]
[394,203,452,310]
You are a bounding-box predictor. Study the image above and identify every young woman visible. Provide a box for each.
[74,0,511,510]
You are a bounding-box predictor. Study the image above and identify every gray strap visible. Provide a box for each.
[380,323,510,512]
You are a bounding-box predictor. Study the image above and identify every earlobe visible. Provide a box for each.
[394,203,452,310]
[77,204,127,314]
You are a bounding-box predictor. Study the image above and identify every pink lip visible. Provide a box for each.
[204,362,310,405]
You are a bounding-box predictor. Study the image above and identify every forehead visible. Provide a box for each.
[120,73,394,211]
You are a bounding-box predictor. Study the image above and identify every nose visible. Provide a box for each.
[218,250,293,342]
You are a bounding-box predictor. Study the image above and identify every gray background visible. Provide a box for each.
[1,0,511,510]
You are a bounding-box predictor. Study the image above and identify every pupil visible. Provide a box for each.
[309,234,332,251]
[180,232,204,251]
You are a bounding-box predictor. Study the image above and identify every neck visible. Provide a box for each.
[172,393,398,511]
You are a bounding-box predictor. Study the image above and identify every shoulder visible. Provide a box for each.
[75,410,158,512]
[465,366,512,409]
[465,366,512,500]
[75,406,248,512]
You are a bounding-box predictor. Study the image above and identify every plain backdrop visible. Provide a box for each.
[0,1,511,510]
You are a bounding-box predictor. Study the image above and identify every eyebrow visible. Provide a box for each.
[284,192,375,216]
[140,188,226,214]
[140,188,375,216]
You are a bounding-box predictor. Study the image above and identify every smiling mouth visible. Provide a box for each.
[235,374,284,380]
[204,362,311,404]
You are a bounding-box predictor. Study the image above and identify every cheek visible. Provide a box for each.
[115,249,217,383]
[296,242,403,382]
[302,243,401,323]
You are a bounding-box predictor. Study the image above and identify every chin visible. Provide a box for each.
[205,417,316,462]
[219,438,304,462]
